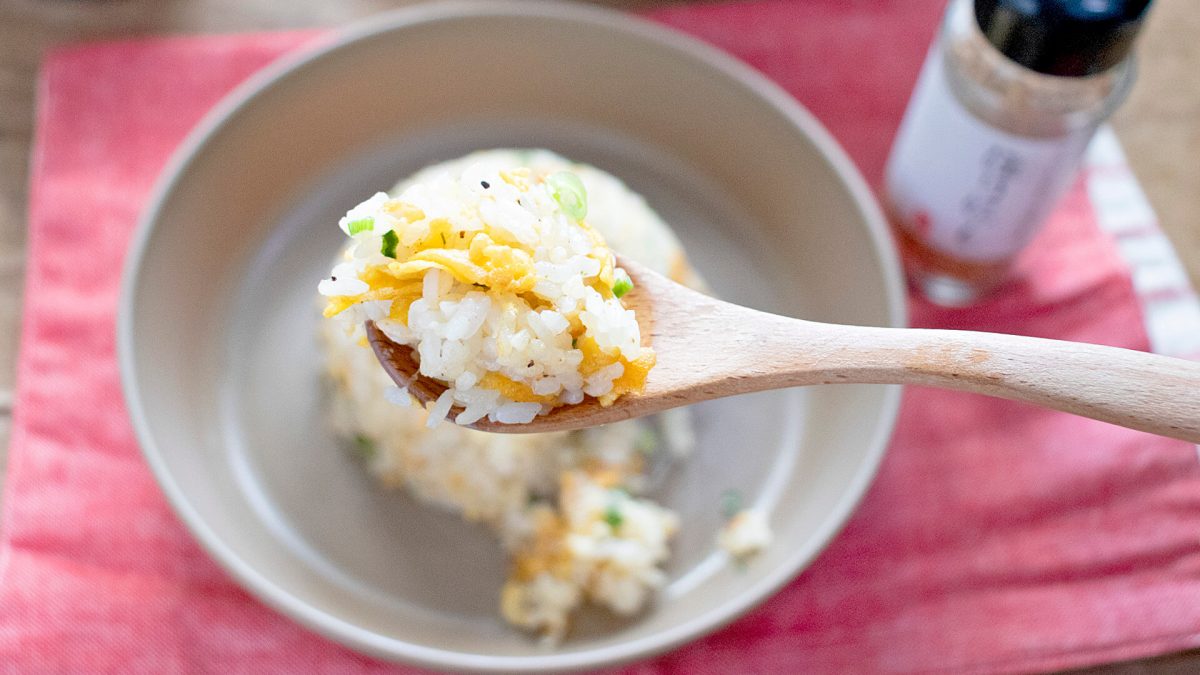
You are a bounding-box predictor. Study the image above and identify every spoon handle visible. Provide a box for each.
[807,323,1200,443]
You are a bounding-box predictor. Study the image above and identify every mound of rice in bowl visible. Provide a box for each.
[319,150,706,642]
[320,151,662,427]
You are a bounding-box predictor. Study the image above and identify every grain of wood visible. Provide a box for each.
[1113,0,1200,291]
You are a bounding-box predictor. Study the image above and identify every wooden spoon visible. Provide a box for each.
[367,257,1200,442]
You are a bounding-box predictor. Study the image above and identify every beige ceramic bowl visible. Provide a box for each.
[119,1,905,671]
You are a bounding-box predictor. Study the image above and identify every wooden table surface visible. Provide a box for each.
[1,1,1196,671]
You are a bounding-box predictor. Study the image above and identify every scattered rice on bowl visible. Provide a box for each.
[717,509,773,560]
[318,149,765,642]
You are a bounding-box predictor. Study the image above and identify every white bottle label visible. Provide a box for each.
[885,43,1092,262]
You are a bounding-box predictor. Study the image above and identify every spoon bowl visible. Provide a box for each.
[365,254,666,431]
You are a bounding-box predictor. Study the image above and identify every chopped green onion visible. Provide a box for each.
[547,171,588,221]
[719,489,743,519]
[380,230,399,258]
[347,217,374,235]
[571,337,578,349]
[353,434,376,460]
[604,504,624,530]
[612,268,634,298]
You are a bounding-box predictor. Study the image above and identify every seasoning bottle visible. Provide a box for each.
[884,0,1153,306]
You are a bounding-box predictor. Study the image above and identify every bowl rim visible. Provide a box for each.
[117,1,907,671]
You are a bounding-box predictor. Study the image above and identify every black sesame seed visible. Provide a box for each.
[331,276,337,281]
[480,181,490,189]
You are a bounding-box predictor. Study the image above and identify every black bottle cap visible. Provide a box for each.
[974,0,1153,76]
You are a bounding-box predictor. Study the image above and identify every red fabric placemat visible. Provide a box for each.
[5,2,1200,672]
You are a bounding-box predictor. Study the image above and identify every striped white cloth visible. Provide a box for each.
[1087,127,1200,361]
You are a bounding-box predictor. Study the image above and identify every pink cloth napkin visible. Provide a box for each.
[5,1,1200,672]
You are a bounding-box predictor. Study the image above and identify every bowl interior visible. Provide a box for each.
[122,4,902,671]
